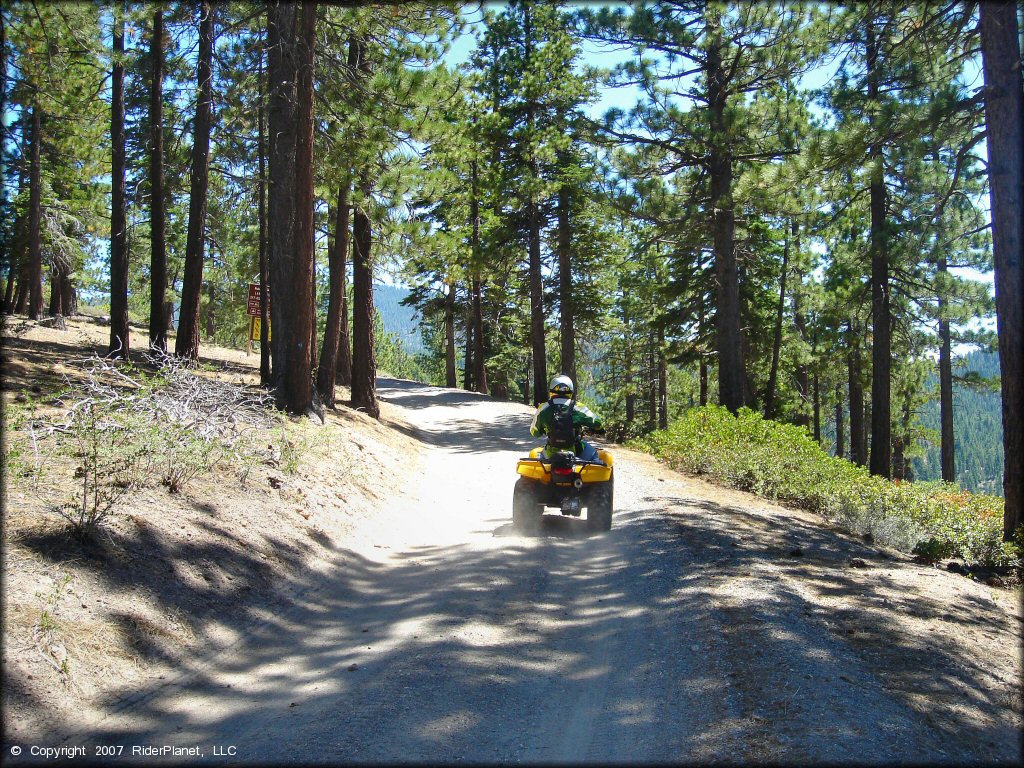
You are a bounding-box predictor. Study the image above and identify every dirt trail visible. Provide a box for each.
[27,380,1022,764]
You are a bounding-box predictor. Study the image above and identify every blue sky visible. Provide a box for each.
[441,3,993,301]
[444,2,645,120]
[443,2,846,122]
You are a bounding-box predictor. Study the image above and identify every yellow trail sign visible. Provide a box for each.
[250,316,271,342]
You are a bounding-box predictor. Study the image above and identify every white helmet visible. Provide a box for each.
[549,374,574,403]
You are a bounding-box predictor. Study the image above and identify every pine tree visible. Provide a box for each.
[266,1,319,415]
[578,1,821,413]
[347,34,379,419]
[474,0,591,404]
[4,4,106,322]
[175,2,215,360]
[108,2,129,357]
[317,178,351,406]
[979,2,1023,538]
[148,7,167,352]
[26,103,42,320]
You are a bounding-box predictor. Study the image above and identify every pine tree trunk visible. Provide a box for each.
[15,252,29,313]
[267,2,298,402]
[623,301,635,423]
[698,294,708,406]
[558,184,575,383]
[464,307,474,391]
[766,223,789,419]
[2,258,15,313]
[2,22,12,312]
[317,186,348,406]
[48,265,61,316]
[27,106,43,320]
[524,352,531,406]
[310,256,318,376]
[257,26,270,385]
[445,280,457,388]
[148,8,167,352]
[348,35,377,418]
[336,183,352,387]
[848,323,867,466]
[624,353,635,423]
[7,119,27,315]
[623,364,635,426]
[470,161,487,394]
[979,2,1023,539]
[0,21,7,273]
[61,273,76,316]
[49,262,70,316]
[793,285,809,427]
[938,259,955,482]
[205,281,215,339]
[108,7,129,357]
[835,383,845,459]
[527,199,546,404]
[524,8,546,405]
[812,368,821,443]
[0,9,5,183]
[14,268,28,314]
[901,397,914,482]
[867,21,892,479]
[472,275,486,393]
[175,1,214,360]
[658,325,668,430]
[350,180,378,418]
[647,334,656,431]
[892,394,913,481]
[707,9,744,413]
[892,435,905,481]
[283,0,317,416]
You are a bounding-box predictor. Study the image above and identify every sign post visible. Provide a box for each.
[247,283,269,354]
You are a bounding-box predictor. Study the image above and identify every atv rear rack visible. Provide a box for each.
[518,457,608,468]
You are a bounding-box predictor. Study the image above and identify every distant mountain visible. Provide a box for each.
[375,283,425,354]
[912,350,1003,495]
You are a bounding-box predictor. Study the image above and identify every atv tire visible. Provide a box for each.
[513,478,544,533]
[588,474,613,532]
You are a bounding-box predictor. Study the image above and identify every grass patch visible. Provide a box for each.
[632,405,1020,570]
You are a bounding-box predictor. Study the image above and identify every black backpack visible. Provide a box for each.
[548,403,577,450]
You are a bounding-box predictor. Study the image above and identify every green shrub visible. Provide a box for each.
[151,419,226,494]
[632,405,1020,570]
[55,400,154,538]
[3,353,283,538]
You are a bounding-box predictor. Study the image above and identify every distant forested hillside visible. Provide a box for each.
[375,284,424,354]
[912,351,1003,495]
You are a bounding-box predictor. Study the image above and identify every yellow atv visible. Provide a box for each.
[513,443,614,532]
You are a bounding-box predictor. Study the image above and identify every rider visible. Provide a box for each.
[530,375,603,461]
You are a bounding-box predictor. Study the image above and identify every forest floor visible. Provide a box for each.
[1,314,1022,764]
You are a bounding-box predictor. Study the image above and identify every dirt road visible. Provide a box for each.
[45,380,1022,764]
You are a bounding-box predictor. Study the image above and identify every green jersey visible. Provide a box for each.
[530,400,602,441]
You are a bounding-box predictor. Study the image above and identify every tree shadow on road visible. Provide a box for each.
[377,378,499,411]
[640,492,1022,764]
[9,377,1019,764]
[16,486,1017,765]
